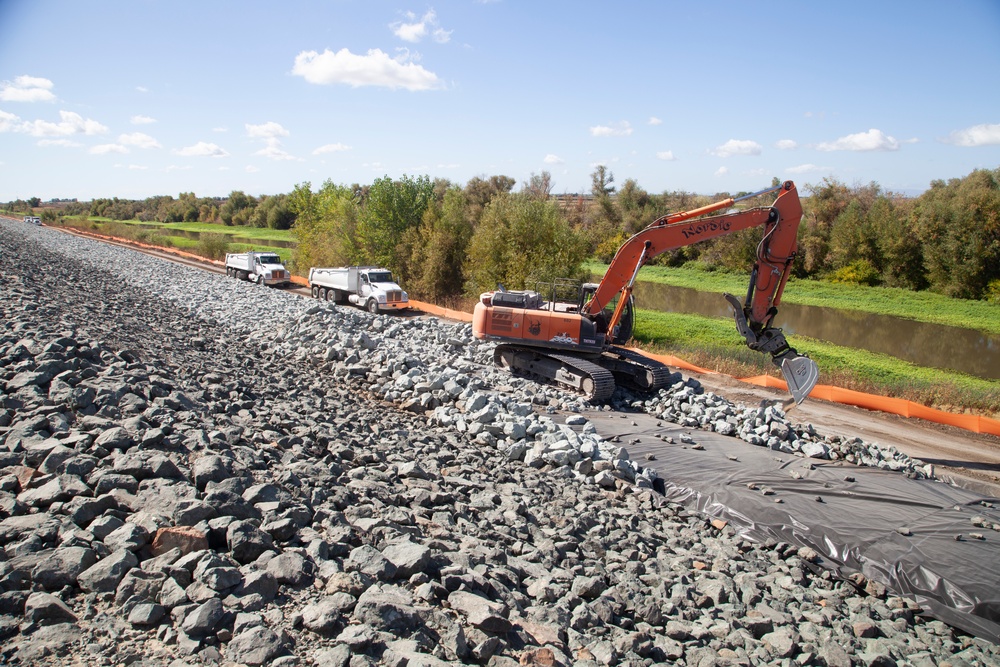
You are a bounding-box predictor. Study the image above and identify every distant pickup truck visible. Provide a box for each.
[225,251,291,287]
[308,266,409,314]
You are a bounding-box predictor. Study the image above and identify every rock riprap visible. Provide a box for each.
[1,218,995,666]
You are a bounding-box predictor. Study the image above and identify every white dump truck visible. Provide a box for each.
[225,251,291,287]
[308,266,409,313]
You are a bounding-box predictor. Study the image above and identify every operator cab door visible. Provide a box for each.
[580,283,634,345]
[360,274,371,298]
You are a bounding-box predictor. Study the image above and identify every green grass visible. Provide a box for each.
[63,216,295,243]
[633,308,1000,416]
[584,260,1000,336]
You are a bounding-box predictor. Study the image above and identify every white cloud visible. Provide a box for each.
[174,142,229,158]
[246,121,289,139]
[590,121,633,137]
[775,139,797,150]
[128,164,148,170]
[38,138,82,148]
[19,110,108,137]
[131,114,156,125]
[711,139,762,158]
[648,117,662,126]
[120,132,161,149]
[166,165,192,171]
[944,123,1000,147]
[246,165,259,173]
[255,141,298,161]
[714,166,729,177]
[392,10,452,44]
[313,143,352,155]
[0,110,21,132]
[787,163,828,174]
[656,150,676,161]
[136,86,149,93]
[816,128,899,152]
[213,127,228,133]
[292,48,443,91]
[90,143,128,155]
[0,75,56,102]
[543,154,564,164]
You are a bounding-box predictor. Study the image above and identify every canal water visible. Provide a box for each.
[629,281,1000,381]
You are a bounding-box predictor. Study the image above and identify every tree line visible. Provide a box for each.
[8,167,998,303]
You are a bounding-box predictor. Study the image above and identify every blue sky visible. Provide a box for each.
[1,0,999,202]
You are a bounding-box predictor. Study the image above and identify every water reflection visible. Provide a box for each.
[630,281,1000,381]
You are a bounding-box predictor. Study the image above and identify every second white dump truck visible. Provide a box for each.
[225,251,291,287]
[308,266,409,314]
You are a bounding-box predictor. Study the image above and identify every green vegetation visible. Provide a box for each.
[632,309,1000,417]
[584,261,1000,336]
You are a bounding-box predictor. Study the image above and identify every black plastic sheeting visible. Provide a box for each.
[586,410,1000,644]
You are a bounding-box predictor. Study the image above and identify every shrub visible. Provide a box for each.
[829,259,881,286]
[198,233,230,260]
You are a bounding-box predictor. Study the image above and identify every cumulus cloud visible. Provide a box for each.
[90,143,128,155]
[174,142,229,158]
[38,138,83,148]
[816,128,899,152]
[590,121,633,138]
[543,154,564,164]
[0,75,56,102]
[648,117,662,126]
[119,132,161,149]
[313,143,352,155]
[131,114,156,125]
[787,163,828,174]
[0,110,20,132]
[775,139,797,150]
[714,166,729,177]
[711,139,762,158]
[391,10,452,44]
[292,48,443,91]
[656,150,676,161]
[943,123,1000,147]
[255,140,299,161]
[246,121,289,139]
[18,110,108,137]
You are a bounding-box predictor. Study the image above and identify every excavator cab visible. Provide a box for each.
[579,283,634,345]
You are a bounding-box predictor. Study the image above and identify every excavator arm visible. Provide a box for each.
[583,181,819,404]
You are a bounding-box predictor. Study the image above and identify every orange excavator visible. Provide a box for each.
[472,180,819,404]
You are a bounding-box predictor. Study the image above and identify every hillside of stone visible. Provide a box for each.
[1,218,997,666]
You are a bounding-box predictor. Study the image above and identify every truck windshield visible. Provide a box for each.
[368,271,393,283]
[259,255,281,264]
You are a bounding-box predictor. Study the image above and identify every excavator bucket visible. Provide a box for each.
[780,354,819,405]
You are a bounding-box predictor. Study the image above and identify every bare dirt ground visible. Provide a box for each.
[689,370,1000,497]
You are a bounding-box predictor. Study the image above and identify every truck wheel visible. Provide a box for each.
[319,287,328,300]
[311,285,319,299]
[325,289,335,302]
[367,299,379,314]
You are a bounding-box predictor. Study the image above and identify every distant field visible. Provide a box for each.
[76,217,296,244]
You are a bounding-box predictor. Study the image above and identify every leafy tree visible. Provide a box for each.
[522,171,553,201]
[220,191,256,226]
[289,180,361,270]
[400,186,475,301]
[914,168,1000,298]
[463,175,516,226]
[465,193,587,295]
[27,197,41,208]
[357,175,434,269]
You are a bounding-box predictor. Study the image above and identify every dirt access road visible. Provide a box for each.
[686,370,1000,497]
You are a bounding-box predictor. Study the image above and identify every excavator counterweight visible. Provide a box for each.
[473,181,819,404]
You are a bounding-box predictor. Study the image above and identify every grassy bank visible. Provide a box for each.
[584,261,1000,336]
[633,308,1000,417]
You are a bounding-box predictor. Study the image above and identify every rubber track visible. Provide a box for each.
[494,346,616,402]
[607,346,675,392]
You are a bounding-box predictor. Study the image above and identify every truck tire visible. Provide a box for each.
[325,289,335,302]
[319,287,328,300]
[367,299,379,314]
[311,285,319,299]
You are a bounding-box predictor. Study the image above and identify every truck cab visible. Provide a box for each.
[225,251,291,287]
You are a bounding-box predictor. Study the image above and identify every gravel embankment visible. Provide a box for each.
[1,218,997,666]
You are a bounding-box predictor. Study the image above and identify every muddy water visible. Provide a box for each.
[630,281,1000,381]
[133,224,295,248]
